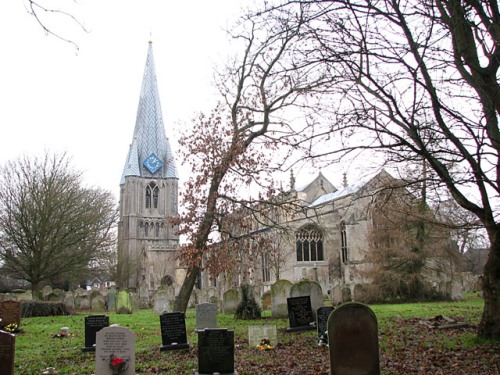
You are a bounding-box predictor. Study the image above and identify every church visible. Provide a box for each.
[117,42,459,305]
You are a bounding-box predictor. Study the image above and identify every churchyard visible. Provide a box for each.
[1,292,499,374]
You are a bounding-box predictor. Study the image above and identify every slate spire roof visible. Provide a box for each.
[120,42,178,185]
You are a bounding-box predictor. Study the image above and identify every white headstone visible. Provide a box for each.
[95,326,135,375]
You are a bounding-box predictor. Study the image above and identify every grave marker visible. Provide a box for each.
[95,326,135,375]
[286,296,315,332]
[0,300,21,327]
[197,328,236,375]
[248,325,277,347]
[195,303,217,331]
[0,330,15,375]
[82,315,109,352]
[160,312,189,351]
[317,306,334,345]
[328,302,380,375]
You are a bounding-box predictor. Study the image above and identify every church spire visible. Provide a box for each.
[120,42,178,184]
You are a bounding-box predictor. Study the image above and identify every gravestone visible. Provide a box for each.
[223,289,239,314]
[63,291,75,310]
[271,279,293,318]
[290,280,324,320]
[91,294,106,312]
[195,303,217,331]
[0,330,15,375]
[160,312,189,351]
[95,326,135,375]
[107,292,116,312]
[0,300,21,327]
[317,306,334,344]
[330,285,343,306]
[197,329,236,375]
[80,296,91,310]
[248,325,277,347]
[285,296,315,332]
[261,291,271,310]
[153,290,170,315]
[328,302,380,375]
[116,290,133,314]
[82,315,109,352]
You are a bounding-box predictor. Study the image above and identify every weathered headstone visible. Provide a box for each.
[82,315,109,352]
[248,325,277,347]
[0,300,21,327]
[107,292,116,312]
[271,279,293,318]
[95,326,135,375]
[0,330,15,375]
[223,289,239,314]
[328,302,380,375]
[330,284,343,306]
[317,306,334,344]
[290,280,324,320]
[261,291,271,311]
[91,295,106,312]
[197,329,236,375]
[116,290,133,314]
[160,312,189,351]
[195,303,217,331]
[153,290,170,315]
[286,296,315,332]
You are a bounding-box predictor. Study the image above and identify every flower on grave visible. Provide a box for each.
[256,338,272,351]
[109,354,128,374]
[5,323,19,333]
[318,331,328,347]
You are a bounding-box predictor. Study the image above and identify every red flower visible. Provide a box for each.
[112,357,124,367]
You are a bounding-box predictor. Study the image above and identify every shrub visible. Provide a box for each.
[21,301,71,317]
[235,284,261,320]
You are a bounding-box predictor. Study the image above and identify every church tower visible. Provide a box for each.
[118,42,179,293]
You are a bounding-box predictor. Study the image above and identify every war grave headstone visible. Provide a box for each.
[328,302,380,375]
[0,300,21,328]
[271,279,292,318]
[248,325,278,347]
[0,330,15,375]
[82,315,109,352]
[160,312,189,351]
[317,306,334,345]
[95,325,135,375]
[286,296,315,332]
[195,302,217,331]
[197,328,237,375]
[116,290,133,314]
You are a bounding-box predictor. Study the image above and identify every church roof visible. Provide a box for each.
[120,42,178,185]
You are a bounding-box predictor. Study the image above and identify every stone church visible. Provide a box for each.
[117,42,182,297]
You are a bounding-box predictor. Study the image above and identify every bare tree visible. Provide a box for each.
[240,0,500,339]
[0,152,118,299]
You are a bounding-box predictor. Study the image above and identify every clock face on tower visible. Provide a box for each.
[143,153,163,174]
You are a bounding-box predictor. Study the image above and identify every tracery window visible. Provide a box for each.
[340,221,348,263]
[296,226,324,262]
[145,182,159,209]
[262,252,271,282]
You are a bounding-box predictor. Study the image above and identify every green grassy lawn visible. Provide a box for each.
[11,292,499,374]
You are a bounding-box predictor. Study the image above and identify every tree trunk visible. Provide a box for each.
[31,281,42,301]
[478,227,500,339]
[173,265,200,313]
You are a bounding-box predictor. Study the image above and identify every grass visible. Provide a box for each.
[11,292,498,374]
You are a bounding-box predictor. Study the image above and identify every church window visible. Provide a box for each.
[155,222,160,238]
[262,252,271,282]
[296,226,324,262]
[161,275,174,287]
[144,222,149,237]
[145,182,159,209]
[340,221,348,263]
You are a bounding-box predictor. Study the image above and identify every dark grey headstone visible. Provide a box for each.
[197,329,235,375]
[0,300,21,327]
[160,312,189,351]
[285,296,315,332]
[317,306,334,340]
[82,315,109,352]
[328,302,380,375]
[0,330,15,375]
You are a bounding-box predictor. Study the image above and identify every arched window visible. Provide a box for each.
[296,226,324,262]
[155,222,160,238]
[144,222,149,237]
[145,182,159,209]
[340,221,348,263]
[161,275,174,287]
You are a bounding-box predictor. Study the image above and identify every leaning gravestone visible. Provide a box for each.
[271,279,293,318]
[82,315,109,352]
[248,325,278,347]
[317,306,334,343]
[160,312,189,351]
[197,329,236,375]
[328,302,380,375]
[286,296,315,332]
[95,326,135,375]
[0,300,21,327]
[195,303,217,331]
[0,330,15,375]
[116,290,133,314]
[223,289,239,314]
[290,280,324,320]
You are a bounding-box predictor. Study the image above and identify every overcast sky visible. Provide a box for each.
[0,0,362,202]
